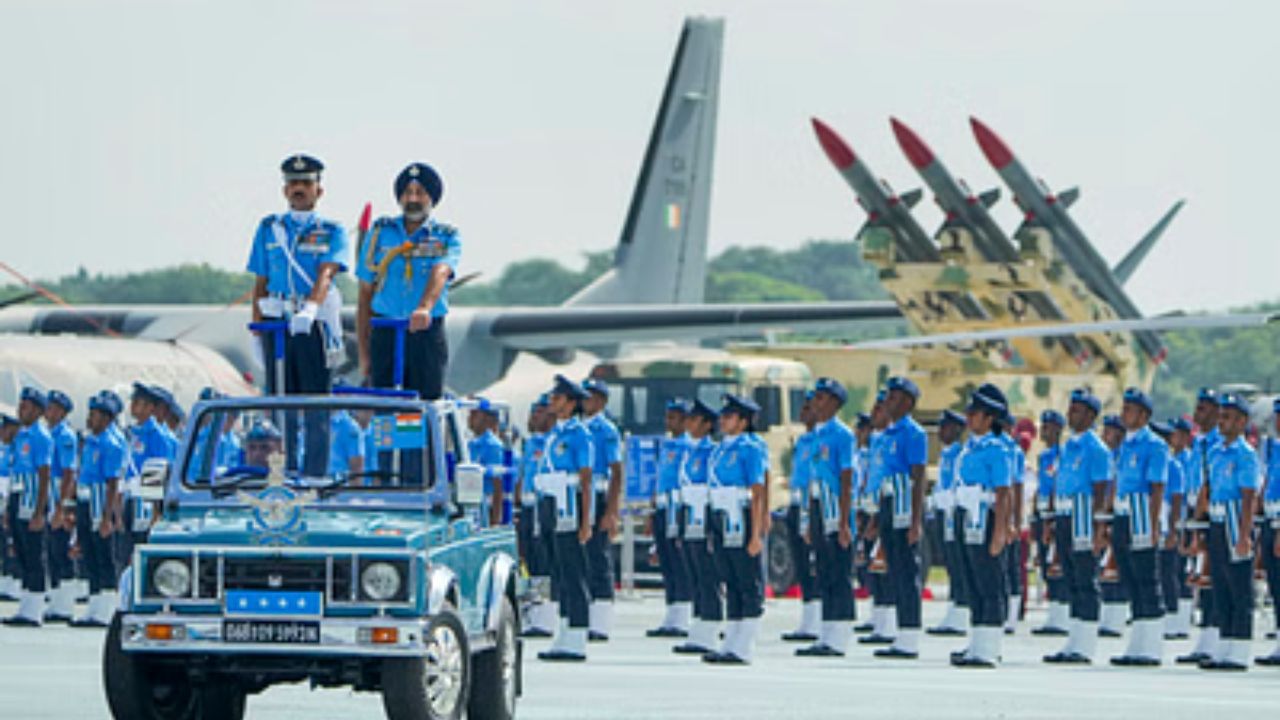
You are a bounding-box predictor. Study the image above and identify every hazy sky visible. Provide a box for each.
[1,0,1276,312]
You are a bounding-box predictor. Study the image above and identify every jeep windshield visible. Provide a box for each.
[181,397,436,495]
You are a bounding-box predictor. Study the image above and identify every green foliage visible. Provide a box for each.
[450,251,611,307]
[1,264,256,305]
[709,241,889,301]
[706,271,823,303]
[1151,300,1280,416]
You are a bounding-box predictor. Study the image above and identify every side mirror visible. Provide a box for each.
[138,458,170,502]
[453,462,484,506]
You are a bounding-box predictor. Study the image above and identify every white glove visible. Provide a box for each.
[289,301,318,336]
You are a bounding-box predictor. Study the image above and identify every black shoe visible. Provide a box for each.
[1,616,39,627]
[1043,651,1091,664]
[926,626,965,637]
[704,652,746,665]
[69,618,109,629]
[537,649,586,662]
[950,649,970,662]
[673,643,713,655]
[42,614,72,625]
[857,633,895,645]
[874,647,918,659]
[1004,627,1015,636]
[588,631,609,643]
[1256,654,1280,666]
[1110,655,1160,667]
[646,627,686,638]
[1164,632,1189,641]
[1176,651,1210,665]
[0,594,18,602]
[1031,626,1069,637]
[796,644,843,657]
[853,622,874,634]
[1099,628,1122,638]
[1267,631,1276,641]
[701,651,725,664]
[781,630,819,642]
[952,655,995,668]
[1200,660,1247,672]
[520,627,554,639]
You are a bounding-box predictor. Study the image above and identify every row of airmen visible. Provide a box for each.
[629,380,1280,669]
[0,383,193,628]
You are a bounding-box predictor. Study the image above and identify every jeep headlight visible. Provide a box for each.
[152,559,191,599]
[360,562,402,602]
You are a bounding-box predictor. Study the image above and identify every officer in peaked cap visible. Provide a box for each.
[357,161,459,402]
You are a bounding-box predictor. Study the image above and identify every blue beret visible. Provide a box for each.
[89,390,121,417]
[1069,388,1101,414]
[473,397,500,417]
[1170,417,1192,432]
[1196,387,1219,406]
[1122,387,1153,414]
[281,153,323,181]
[690,399,719,423]
[148,384,177,410]
[535,393,550,408]
[886,376,920,400]
[1219,393,1249,415]
[855,412,871,429]
[46,390,73,412]
[665,397,691,414]
[1040,409,1065,426]
[550,374,587,401]
[198,387,224,402]
[720,393,760,417]
[874,389,887,404]
[1103,414,1124,430]
[582,378,610,399]
[803,390,816,402]
[967,383,1007,417]
[814,377,848,405]
[939,409,965,427]
[395,163,443,205]
[1149,420,1172,439]
[20,387,46,409]
[131,382,162,403]
[246,420,282,442]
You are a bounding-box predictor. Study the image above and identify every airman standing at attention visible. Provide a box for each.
[781,393,820,643]
[518,395,557,638]
[1154,419,1190,640]
[1177,389,1223,665]
[873,377,929,660]
[1108,388,1168,667]
[0,412,21,602]
[536,376,594,663]
[998,416,1028,636]
[41,390,79,624]
[1198,393,1258,671]
[672,400,721,657]
[1031,410,1070,637]
[927,409,970,637]
[858,391,896,644]
[1098,414,1131,638]
[2,388,53,627]
[467,399,506,527]
[648,398,694,639]
[580,378,622,642]
[356,163,458,400]
[71,391,126,628]
[795,379,857,658]
[1256,398,1280,667]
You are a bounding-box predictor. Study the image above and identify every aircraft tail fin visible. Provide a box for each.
[1113,200,1185,285]
[566,17,723,306]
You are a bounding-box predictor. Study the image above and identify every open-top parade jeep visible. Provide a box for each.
[104,393,523,720]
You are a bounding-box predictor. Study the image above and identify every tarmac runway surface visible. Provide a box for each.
[1,594,1278,719]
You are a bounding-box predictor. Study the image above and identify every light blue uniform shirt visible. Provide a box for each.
[246,213,349,299]
[658,433,692,495]
[327,411,366,476]
[1058,430,1111,497]
[519,433,547,498]
[355,217,460,318]
[683,437,714,487]
[1186,428,1221,499]
[1115,426,1169,496]
[14,423,53,516]
[811,418,855,499]
[1261,436,1280,502]
[468,430,506,493]
[957,433,1011,491]
[543,419,593,474]
[79,429,126,520]
[790,431,816,501]
[880,416,928,477]
[938,442,963,492]
[48,419,78,510]
[710,435,764,489]
[1164,450,1185,502]
[1036,445,1061,501]
[1207,436,1258,504]
[865,430,889,497]
[584,413,622,481]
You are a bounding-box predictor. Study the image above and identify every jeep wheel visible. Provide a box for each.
[468,595,520,720]
[382,610,470,720]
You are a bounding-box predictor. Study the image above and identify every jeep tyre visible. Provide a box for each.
[382,609,471,720]
[468,595,520,720]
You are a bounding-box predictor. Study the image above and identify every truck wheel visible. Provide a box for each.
[382,610,470,720]
[467,595,519,720]
[102,613,202,720]
[767,520,797,597]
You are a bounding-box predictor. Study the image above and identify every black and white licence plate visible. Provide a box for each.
[223,620,321,644]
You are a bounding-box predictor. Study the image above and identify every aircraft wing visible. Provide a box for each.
[481,301,903,350]
[848,311,1279,350]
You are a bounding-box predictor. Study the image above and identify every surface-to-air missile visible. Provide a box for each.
[888,117,1091,364]
[810,117,987,321]
[969,117,1168,363]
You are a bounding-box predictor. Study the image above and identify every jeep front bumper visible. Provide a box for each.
[120,614,433,658]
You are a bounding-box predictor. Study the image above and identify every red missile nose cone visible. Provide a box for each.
[970,117,1015,170]
[811,117,857,170]
[890,117,934,169]
[358,202,373,233]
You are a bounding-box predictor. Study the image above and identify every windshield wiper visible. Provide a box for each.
[209,466,269,498]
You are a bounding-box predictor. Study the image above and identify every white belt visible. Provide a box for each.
[1114,494,1133,516]
[655,494,669,509]
[955,485,993,519]
[1035,496,1052,513]
[1055,494,1073,516]
[933,487,955,513]
[710,486,747,512]
[1265,499,1280,519]
[591,475,610,493]
[1209,501,1228,522]
[76,486,92,501]
[535,471,580,532]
